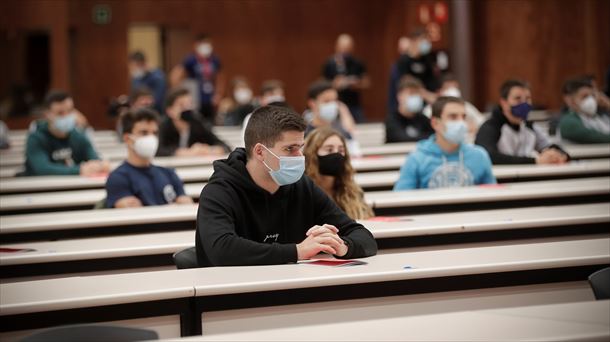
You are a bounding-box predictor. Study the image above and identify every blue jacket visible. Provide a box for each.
[394,135,496,190]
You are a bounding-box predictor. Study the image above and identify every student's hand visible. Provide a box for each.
[79,160,109,176]
[299,224,345,259]
[175,195,194,204]
[114,196,143,208]
[536,149,567,164]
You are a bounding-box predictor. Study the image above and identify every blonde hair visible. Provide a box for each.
[304,127,374,220]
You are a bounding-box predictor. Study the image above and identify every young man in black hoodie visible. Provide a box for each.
[475,79,568,164]
[195,105,377,267]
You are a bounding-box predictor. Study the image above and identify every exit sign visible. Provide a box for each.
[92,4,112,25]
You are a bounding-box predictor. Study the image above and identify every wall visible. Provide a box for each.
[1,0,608,129]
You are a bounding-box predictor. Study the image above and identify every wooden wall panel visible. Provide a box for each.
[473,0,609,111]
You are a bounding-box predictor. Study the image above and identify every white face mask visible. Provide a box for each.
[234,88,253,105]
[318,101,339,122]
[579,95,598,116]
[403,95,424,113]
[441,87,462,98]
[131,135,158,160]
[261,145,305,186]
[197,43,213,57]
[130,68,145,79]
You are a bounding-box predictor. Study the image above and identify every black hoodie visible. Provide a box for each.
[195,148,378,267]
[475,106,568,164]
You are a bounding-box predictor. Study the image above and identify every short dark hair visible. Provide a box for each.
[121,108,160,134]
[397,75,423,92]
[307,80,333,100]
[129,51,146,63]
[44,90,71,108]
[129,87,153,104]
[440,73,458,85]
[431,96,465,118]
[244,105,306,157]
[261,79,284,95]
[166,88,190,108]
[500,79,529,99]
[195,33,209,42]
[562,77,593,95]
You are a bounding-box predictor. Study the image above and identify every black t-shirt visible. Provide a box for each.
[385,110,434,143]
[396,54,439,91]
[322,55,366,107]
[157,117,230,156]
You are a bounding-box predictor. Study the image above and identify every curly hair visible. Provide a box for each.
[304,127,374,220]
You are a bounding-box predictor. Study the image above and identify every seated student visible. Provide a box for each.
[128,51,166,113]
[158,88,231,157]
[130,87,156,111]
[304,127,374,220]
[422,74,485,135]
[559,77,610,143]
[260,79,287,106]
[475,79,569,164]
[394,97,496,190]
[23,90,109,176]
[217,76,255,126]
[196,105,377,267]
[303,80,355,139]
[303,80,360,156]
[105,109,193,208]
[385,76,434,143]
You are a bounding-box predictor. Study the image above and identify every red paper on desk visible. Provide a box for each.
[0,247,36,253]
[306,259,368,266]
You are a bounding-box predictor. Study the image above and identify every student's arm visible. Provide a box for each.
[152,71,167,111]
[197,183,297,266]
[559,113,610,143]
[105,171,139,208]
[385,116,408,143]
[168,169,193,204]
[394,155,418,190]
[474,122,536,164]
[478,147,497,185]
[25,134,80,175]
[312,183,377,259]
[195,121,231,152]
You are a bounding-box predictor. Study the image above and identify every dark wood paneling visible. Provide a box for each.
[473,0,610,111]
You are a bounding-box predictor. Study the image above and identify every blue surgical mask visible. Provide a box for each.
[404,95,424,113]
[261,145,305,186]
[510,102,532,121]
[319,101,338,122]
[419,39,431,55]
[54,113,76,133]
[443,120,467,145]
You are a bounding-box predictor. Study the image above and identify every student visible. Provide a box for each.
[395,28,439,93]
[304,127,374,220]
[195,105,377,267]
[422,74,485,135]
[385,76,434,143]
[128,51,166,113]
[170,34,224,123]
[129,87,156,111]
[394,97,496,190]
[260,79,287,106]
[387,36,411,113]
[23,90,109,176]
[105,109,193,208]
[304,80,355,136]
[322,34,370,123]
[475,80,569,164]
[158,88,230,157]
[217,76,255,126]
[559,77,610,143]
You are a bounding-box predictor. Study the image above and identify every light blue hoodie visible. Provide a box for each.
[394,135,496,190]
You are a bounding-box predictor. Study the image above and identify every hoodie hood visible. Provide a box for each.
[208,147,270,194]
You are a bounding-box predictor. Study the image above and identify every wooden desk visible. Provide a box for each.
[170,300,610,341]
[2,203,607,278]
[366,176,610,215]
[1,237,608,337]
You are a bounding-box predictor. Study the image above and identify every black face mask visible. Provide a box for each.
[318,153,346,176]
[180,110,196,122]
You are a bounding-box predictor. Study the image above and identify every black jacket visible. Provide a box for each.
[157,117,230,157]
[475,106,568,164]
[385,110,434,143]
[195,148,378,267]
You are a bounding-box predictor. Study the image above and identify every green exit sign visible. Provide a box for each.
[92,4,112,25]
